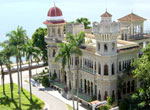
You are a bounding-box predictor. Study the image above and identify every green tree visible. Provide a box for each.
[0,42,14,100]
[0,51,6,95]
[76,17,91,29]
[55,42,75,110]
[42,76,50,87]
[32,27,47,65]
[129,43,150,109]
[66,31,85,110]
[25,39,40,101]
[7,26,28,92]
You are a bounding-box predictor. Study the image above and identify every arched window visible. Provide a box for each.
[91,82,93,96]
[123,82,126,94]
[127,81,130,93]
[52,49,56,57]
[98,90,101,101]
[54,70,57,79]
[104,44,108,52]
[112,42,115,50]
[112,63,115,75]
[84,79,87,94]
[131,80,135,92]
[112,90,115,100]
[125,34,127,41]
[121,33,124,40]
[119,62,121,71]
[104,91,108,100]
[58,28,61,37]
[104,65,108,75]
[98,63,101,74]
[98,43,100,51]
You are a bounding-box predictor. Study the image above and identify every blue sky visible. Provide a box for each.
[0,0,150,40]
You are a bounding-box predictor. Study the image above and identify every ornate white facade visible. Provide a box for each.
[44,7,144,104]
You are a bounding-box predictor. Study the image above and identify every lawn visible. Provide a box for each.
[0,83,44,110]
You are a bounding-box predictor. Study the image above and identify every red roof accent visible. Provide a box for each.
[101,11,112,17]
[118,13,146,22]
[43,20,65,24]
[48,6,62,17]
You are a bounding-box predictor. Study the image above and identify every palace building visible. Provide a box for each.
[44,5,148,104]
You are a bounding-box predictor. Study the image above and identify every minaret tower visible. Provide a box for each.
[43,4,66,77]
[94,11,118,56]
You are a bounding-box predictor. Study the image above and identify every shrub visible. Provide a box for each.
[42,76,50,87]
[90,95,97,102]
[119,98,129,110]
[97,105,110,110]
[107,96,114,105]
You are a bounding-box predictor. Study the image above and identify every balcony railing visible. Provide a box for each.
[50,79,65,89]
[73,89,91,102]
[80,66,96,75]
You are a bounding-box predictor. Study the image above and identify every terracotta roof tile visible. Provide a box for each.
[101,11,112,17]
[118,13,146,22]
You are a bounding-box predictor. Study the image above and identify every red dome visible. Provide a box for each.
[48,6,62,17]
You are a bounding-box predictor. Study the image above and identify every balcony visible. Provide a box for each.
[73,89,91,102]
[80,66,96,75]
[50,79,65,89]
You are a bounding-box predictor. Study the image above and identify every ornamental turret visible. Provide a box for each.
[93,11,120,56]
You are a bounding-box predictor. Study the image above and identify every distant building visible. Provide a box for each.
[44,5,144,105]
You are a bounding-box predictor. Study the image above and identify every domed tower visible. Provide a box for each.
[44,4,66,42]
[44,4,66,78]
[93,11,119,56]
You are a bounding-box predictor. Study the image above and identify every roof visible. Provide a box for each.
[47,6,62,17]
[118,13,146,22]
[101,11,112,17]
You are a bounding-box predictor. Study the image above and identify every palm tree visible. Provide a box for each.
[25,39,40,101]
[76,17,91,29]
[7,26,28,91]
[0,42,14,100]
[55,42,75,110]
[0,51,6,95]
[66,32,85,110]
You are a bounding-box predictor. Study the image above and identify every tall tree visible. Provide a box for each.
[0,51,6,95]
[0,42,14,100]
[55,43,75,110]
[32,27,47,65]
[66,32,85,110]
[76,17,91,29]
[7,26,28,92]
[25,39,40,101]
[126,43,150,109]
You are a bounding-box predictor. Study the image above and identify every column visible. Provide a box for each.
[109,63,111,76]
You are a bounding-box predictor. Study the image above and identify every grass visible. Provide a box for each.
[66,104,73,110]
[0,83,44,110]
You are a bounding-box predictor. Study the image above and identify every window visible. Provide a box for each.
[112,90,115,100]
[104,44,108,52]
[58,28,61,37]
[52,28,55,36]
[104,65,108,75]
[127,81,130,93]
[98,63,101,74]
[52,49,56,57]
[98,43,100,51]
[112,63,115,75]
[104,91,108,100]
[98,90,101,101]
[123,82,126,94]
[80,79,82,89]
[131,80,135,92]
[112,42,115,50]
[119,62,121,71]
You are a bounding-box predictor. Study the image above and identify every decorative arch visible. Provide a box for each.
[112,63,115,75]
[104,64,108,75]
[52,49,56,57]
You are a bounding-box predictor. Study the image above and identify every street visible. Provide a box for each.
[0,67,67,110]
